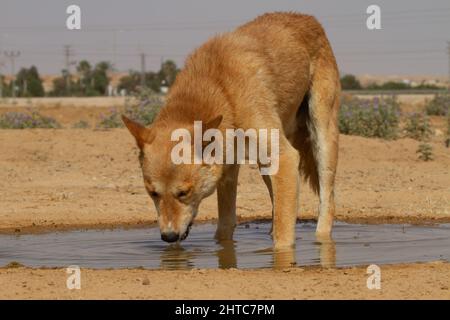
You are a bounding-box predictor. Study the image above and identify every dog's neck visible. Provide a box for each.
[155,73,232,129]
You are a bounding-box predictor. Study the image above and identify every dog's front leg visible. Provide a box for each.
[271,142,300,249]
[215,164,240,241]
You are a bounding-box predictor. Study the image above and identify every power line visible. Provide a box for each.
[140,51,146,88]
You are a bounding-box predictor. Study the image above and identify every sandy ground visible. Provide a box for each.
[1,262,449,299]
[0,97,449,299]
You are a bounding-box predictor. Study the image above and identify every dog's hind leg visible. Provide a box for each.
[270,137,300,249]
[261,174,274,236]
[215,164,240,241]
[308,51,340,239]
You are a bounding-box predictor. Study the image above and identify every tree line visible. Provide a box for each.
[340,74,442,91]
[0,60,179,97]
[1,66,441,98]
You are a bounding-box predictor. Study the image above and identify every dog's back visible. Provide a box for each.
[166,12,337,126]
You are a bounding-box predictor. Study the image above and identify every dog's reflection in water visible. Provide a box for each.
[264,236,336,269]
[159,240,237,269]
[159,245,195,269]
[315,236,336,268]
[159,237,336,269]
[216,240,237,269]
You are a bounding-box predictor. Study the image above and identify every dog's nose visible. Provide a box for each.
[161,232,179,243]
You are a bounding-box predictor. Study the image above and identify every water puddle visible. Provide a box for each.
[0,222,449,269]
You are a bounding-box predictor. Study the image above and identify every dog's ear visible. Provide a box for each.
[122,115,155,149]
[203,115,223,131]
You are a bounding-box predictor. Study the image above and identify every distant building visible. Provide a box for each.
[160,80,169,94]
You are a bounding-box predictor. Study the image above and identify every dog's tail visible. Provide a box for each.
[295,92,320,195]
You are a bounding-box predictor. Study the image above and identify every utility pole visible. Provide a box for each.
[4,50,20,98]
[140,52,146,89]
[64,45,75,95]
[112,30,117,69]
[0,61,4,98]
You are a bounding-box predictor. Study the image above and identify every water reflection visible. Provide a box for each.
[315,236,336,268]
[159,245,195,269]
[271,248,297,269]
[216,240,237,269]
[158,235,336,269]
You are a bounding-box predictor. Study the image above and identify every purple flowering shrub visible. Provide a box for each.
[338,95,400,139]
[0,111,61,129]
[97,89,163,129]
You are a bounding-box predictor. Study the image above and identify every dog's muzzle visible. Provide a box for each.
[180,222,193,241]
[161,231,179,243]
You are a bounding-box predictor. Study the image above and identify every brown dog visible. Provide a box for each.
[123,12,340,248]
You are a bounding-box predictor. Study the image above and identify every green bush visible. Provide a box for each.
[425,94,449,116]
[338,96,400,139]
[340,74,361,90]
[417,143,433,161]
[72,120,90,129]
[404,113,432,140]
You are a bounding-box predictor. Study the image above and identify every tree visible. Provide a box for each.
[158,60,179,86]
[15,66,45,97]
[118,71,163,94]
[340,74,362,90]
[50,60,112,96]
[51,76,68,97]
[76,60,92,93]
[146,71,164,92]
[119,60,180,94]
[0,74,11,97]
[118,71,141,93]
[50,69,78,96]
[91,61,111,95]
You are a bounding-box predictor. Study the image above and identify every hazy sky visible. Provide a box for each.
[0,0,449,76]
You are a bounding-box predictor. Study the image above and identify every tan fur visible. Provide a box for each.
[123,12,340,248]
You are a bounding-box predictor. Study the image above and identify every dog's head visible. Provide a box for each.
[122,115,223,243]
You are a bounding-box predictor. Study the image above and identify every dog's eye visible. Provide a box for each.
[176,190,189,199]
[149,191,159,198]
